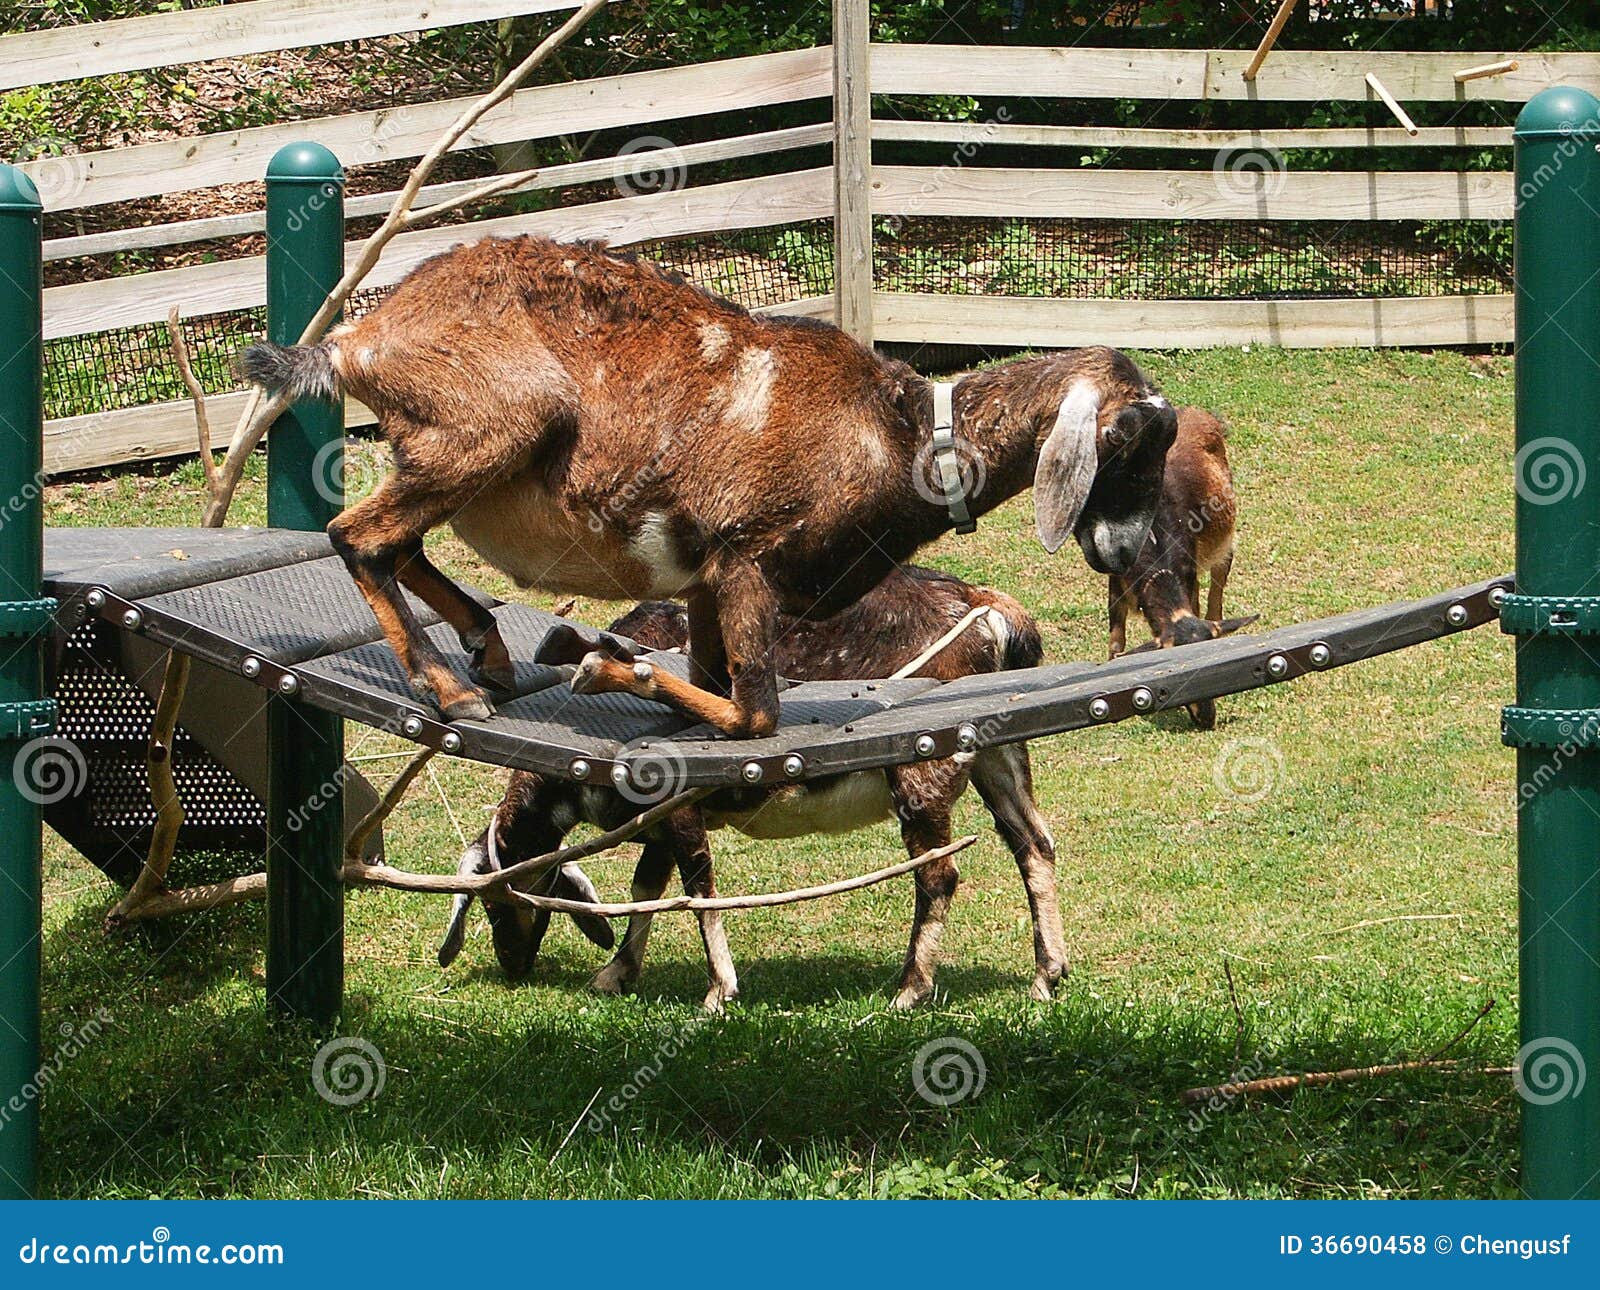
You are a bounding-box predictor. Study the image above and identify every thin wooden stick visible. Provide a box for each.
[202,0,609,528]
[1180,998,1496,1105]
[115,871,267,921]
[1454,58,1518,84]
[105,651,191,928]
[167,308,219,492]
[1241,0,1298,82]
[344,747,435,864]
[888,606,987,680]
[510,836,977,916]
[1366,72,1419,136]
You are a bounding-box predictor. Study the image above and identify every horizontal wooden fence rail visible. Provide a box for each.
[44,168,834,339]
[42,296,836,475]
[871,120,1514,150]
[870,166,1512,222]
[871,293,1514,349]
[871,45,1600,102]
[20,46,832,211]
[44,122,834,263]
[0,0,594,91]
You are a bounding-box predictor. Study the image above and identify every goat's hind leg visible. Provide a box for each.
[392,540,515,693]
[889,764,961,1009]
[328,477,492,721]
[970,743,1067,1000]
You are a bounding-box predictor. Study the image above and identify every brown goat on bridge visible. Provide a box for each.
[438,566,1063,1011]
[241,235,1177,737]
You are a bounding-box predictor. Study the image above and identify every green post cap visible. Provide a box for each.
[265,141,345,186]
[1516,86,1600,141]
[0,165,42,211]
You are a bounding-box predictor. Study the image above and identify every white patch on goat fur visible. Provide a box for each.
[707,772,895,840]
[716,347,776,434]
[627,512,700,596]
[981,607,1010,664]
[698,323,731,362]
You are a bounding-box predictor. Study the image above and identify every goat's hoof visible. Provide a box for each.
[702,982,739,1014]
[441,691,494,723]
[572,651,636,696]
[470,656,516,694]
[590,963,637,996]
[890,984,932,1010]
[1029,970,1066,1003]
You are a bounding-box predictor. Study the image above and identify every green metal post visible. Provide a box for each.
[264,143,345,1026]
[0,164,53,1198]
[1503,87,1600,1199]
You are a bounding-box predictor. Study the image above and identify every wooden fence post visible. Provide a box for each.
[832,0,873,346]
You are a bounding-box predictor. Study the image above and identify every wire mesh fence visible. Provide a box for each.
[44,216,1511,424]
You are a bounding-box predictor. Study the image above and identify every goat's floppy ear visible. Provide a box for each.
[1214,613,1260,638]
[1034,383,1101,553]
[438,837,493,967]
[550,863,616,949]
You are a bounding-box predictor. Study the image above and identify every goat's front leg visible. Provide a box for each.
[888,763,961,1009]
[1108,574,1131,659]
[391,539,514,693]
[572,557,780,738]
[969,744,1066,1000]
[328,479,492,721]
[672,820,738,1012]
[592,841,676,998]
[1205,550,1233,624]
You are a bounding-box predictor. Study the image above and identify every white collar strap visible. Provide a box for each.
[931,381,977,535]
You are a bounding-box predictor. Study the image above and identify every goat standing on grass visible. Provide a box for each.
[241,235,1177,735]
[1106,405,1256,729]
[438,566,1063,1011]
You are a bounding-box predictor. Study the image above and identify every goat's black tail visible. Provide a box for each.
[236,341,343,403]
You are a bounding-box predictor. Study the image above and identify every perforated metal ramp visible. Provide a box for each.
[44,527,1512,792]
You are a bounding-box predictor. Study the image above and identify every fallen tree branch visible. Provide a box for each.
[1180,998,1497,1105]
[104,651,192,929]
[202,0,609,527]
[505,836,977,916]
[115,871,267,922]
[344,747,435,864]
[168,307,220,493]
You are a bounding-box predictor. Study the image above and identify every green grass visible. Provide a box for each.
[37,346,1519,1199]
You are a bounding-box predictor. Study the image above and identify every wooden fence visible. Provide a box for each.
[6,0,1596,472]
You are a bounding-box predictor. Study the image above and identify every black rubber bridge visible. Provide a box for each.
[44,527,1511,794]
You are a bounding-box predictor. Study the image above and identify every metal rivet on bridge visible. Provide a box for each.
[1131,687,1154,712]
[241,656,262,678]
[914,734,937,757]
[121,608,142,630]
[277,674,300,696]
[1266,654,1290,679]
[85,589,105,609]
[442,731,462,754]
[1488,586,1507,608]
[1308,643,1331,668]
[742,761,764,783]
[783,755,804,778]
[1446,603,1469,627]
[956,723,978,750]
[610,764,629,787]
[570,758,591,781]
[1089,697,1111,721]
[402,715,424,738]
